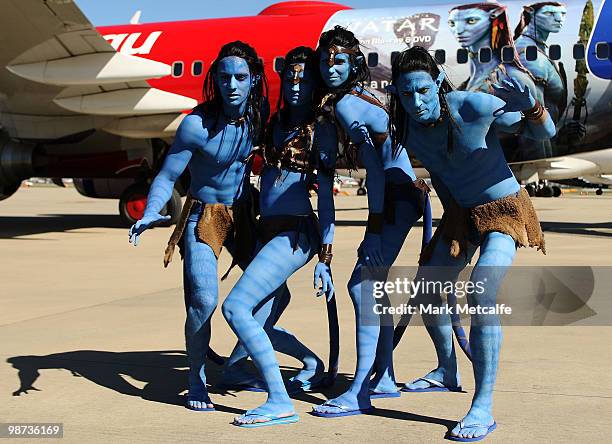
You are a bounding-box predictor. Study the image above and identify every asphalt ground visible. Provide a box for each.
[1,187,611,443]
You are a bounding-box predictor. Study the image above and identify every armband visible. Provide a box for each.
[318,244,333,265]
[522,100,547,124]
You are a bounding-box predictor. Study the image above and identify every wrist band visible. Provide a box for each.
[318,244,333,265]
[367,212,384,234]
[523,100,546,123]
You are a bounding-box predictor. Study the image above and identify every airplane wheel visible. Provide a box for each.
[552,186,562,197]
[357,187,367,196]
[540,185,553,198]
[119,183,182,227]
[0,181,20,201]
[596,188,603,196]
[525,184,536,197]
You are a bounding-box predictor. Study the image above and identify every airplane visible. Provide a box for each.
[0,0,610,226]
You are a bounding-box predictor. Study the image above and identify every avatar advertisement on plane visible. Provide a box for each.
[324,0,611,163]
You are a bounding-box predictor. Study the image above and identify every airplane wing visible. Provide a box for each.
[0,0,194,140]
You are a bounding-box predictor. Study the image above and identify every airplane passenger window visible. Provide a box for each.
[479,47,492,63]
[434,49,445,64]
[192,61,203,76]
[596,42,610,60]
[273,57,285,73]
[549,44,561,61]
[172,62,184,77]
[457,48,468,64]
[526,45,538,61]
[501,45,514,63]
[367,52,378,68]
[391,51,399,65]
[573,43,585,60]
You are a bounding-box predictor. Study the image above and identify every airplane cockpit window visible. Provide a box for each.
[172,62,184,78]
[596,42,610,60]
[192,61,203,77]
[479,47,492,63]
[526,45,538,61]
[457,48,468,64]
[573,43,585,60]
[501,46,514,63]
[367,52,378,68]
[273,57,285,73]
[549,44,562,61]
[434,49,446,64]
[391,51,399,64]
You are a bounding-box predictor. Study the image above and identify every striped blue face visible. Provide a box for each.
[588,0,612,79]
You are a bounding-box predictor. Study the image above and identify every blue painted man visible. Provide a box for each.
[388,46,554,441]
[128,41,271,411]
[311,26,428,418]
[222,46,337,428]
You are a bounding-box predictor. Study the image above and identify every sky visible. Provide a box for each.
[78,0,456,25]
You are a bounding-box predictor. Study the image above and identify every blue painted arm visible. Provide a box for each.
[128,114,203,246]
[144,115,203,215]
[487,80,556,141]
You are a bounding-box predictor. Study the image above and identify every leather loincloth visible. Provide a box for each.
[163,191,258,279]
[419,188,546,265]
[257,213,321,252]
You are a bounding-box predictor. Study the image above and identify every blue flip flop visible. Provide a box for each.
[310,401,374,418]
[233,413,299,428]
[446,421,497,442]
[369,390,401,399]
[401,377,462,393]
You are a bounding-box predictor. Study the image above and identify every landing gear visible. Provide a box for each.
[119,182,182,226]
[596,188,603,196]
[356,178,367,196]
[0,181,20,201]
[525,181,561,198]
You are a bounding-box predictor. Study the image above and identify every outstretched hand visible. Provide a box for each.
[128,213,171,246]
[491,77,536,115]
[359,232,384,267]
[314,262,335,302]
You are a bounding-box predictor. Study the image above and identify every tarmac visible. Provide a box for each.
[1,186,611,443]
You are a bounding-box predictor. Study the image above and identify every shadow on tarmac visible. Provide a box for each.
[0,215,125,238]
[6,351,457,430]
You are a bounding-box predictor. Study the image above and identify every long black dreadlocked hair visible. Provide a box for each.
[315,25,370,102]
[197,40,269,144]
[388,46,458,156]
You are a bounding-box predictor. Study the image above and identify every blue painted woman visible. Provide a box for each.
[388,46,554,441]
[128,41,270,411]
[310,26,428,418]
[222,46,336,427]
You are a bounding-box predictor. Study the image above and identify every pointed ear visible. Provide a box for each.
[385,84,398,95]
[435,71,445,90]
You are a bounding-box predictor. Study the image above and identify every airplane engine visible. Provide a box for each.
[0,136,35,200]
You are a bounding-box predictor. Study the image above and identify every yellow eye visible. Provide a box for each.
[448,20,455,27]
[467,17,478,25]
[418,88,430,94]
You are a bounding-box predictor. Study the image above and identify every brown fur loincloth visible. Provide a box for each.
[163,193,257,279]
[419,188,546,265]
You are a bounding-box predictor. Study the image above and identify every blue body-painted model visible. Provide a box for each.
[222,47,336,428]
[310,26,425,417]
[388,46,554,441]
[128,42,272,412]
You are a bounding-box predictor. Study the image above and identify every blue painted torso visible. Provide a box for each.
[186,110,253,205]
[406,91,519,207]
[259,122,314,217]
